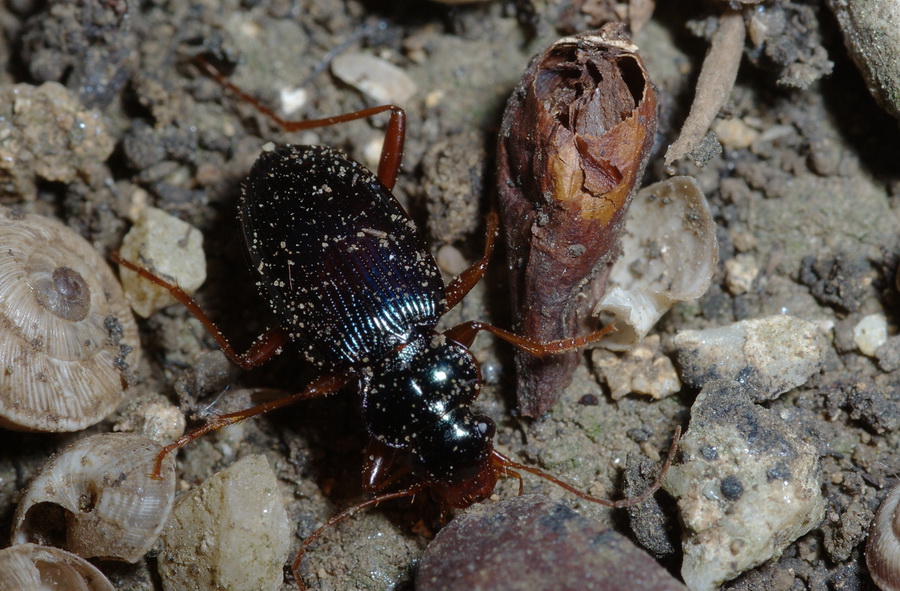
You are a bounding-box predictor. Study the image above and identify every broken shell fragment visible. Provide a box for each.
[867,483,900,591]
[0,206,141,432]
[0,543,115,591]
[593,176,717,351]
[498,23,658,417]
[12,433,176,563]
[159,454,291,591]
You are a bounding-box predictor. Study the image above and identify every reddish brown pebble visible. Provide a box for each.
[497,23,658,416]
[417,495,686,591]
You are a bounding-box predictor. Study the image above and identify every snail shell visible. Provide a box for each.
[867,483,900,590]
[0,543,114,591]
[0,206,140,432]
[12,432,176,563]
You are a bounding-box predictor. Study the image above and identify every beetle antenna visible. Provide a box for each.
[292,483,428,591]
[490,425,680,508]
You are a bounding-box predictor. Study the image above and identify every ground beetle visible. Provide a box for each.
[115,58,679,589]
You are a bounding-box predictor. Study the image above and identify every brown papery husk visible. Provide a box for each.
[497,24,657,417]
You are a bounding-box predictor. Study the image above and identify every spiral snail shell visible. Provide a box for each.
[0,206,140,432]
[0,543,115,591]
[867,483,900,590]
[11,432,176,563]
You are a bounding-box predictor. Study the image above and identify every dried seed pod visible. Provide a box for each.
[12,433,175,563]
[867,483,900,591]
[497,23,657,416]
[0,206,140,432]
[0,543,115,591]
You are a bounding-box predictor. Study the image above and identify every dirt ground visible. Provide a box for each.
[0,0,898,590]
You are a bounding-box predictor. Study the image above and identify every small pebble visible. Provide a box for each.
[664,379,825,591]
[853,313,888,356]
[826,0,900,121]
[277,85,307,114]
[118,206,206,317]
[592,335,680,400]
[331,52,417,105]
[674,315,828,402]
[0,82,114,199]
[723,253,759,295]
[435,244,468,277]
[159,455,291,591]
[711,118,759,150]
[113,393,186,443]
[847,380,900,434]
[875,335,900,371]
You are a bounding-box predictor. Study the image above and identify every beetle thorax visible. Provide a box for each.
[361,331,481,447]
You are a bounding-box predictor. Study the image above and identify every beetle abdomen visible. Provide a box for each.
[240,145,444,370]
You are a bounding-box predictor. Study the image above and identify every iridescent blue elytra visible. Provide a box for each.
[240,145,444,371]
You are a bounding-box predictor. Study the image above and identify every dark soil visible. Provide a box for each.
[0,1,898,590]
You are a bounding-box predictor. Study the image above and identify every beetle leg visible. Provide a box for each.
[149,373,349,479]
[112,252,290,370]
[444,211,499,311]
[194,57,406,190]
[443,320,616,357]
[361,437,406,492]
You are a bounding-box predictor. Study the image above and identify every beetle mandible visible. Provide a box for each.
[115,57,680,590]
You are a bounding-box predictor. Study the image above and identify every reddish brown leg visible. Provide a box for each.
[112,252,289,370]
[490,425,681,508]
[361,437,403,492]
[194,57,406,191]
[444,211,500,311]
[110,253,350,477]
[444,320,616,357]
[292,483,427,591]
[151,373,349,478]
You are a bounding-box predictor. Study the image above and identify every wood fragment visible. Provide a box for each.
[664,9,746,168]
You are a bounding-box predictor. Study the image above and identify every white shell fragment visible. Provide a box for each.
[12,433,176,563]
[331,52,418,105]
[118,206,206,318]
[593,176,717,350]
[0,206,141,432]
[664,379,825,591]
[159,455,291,591]
[0,543,115,591]
[867,483,900,591]
[854,313,888,357]
[674,315,828,402]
